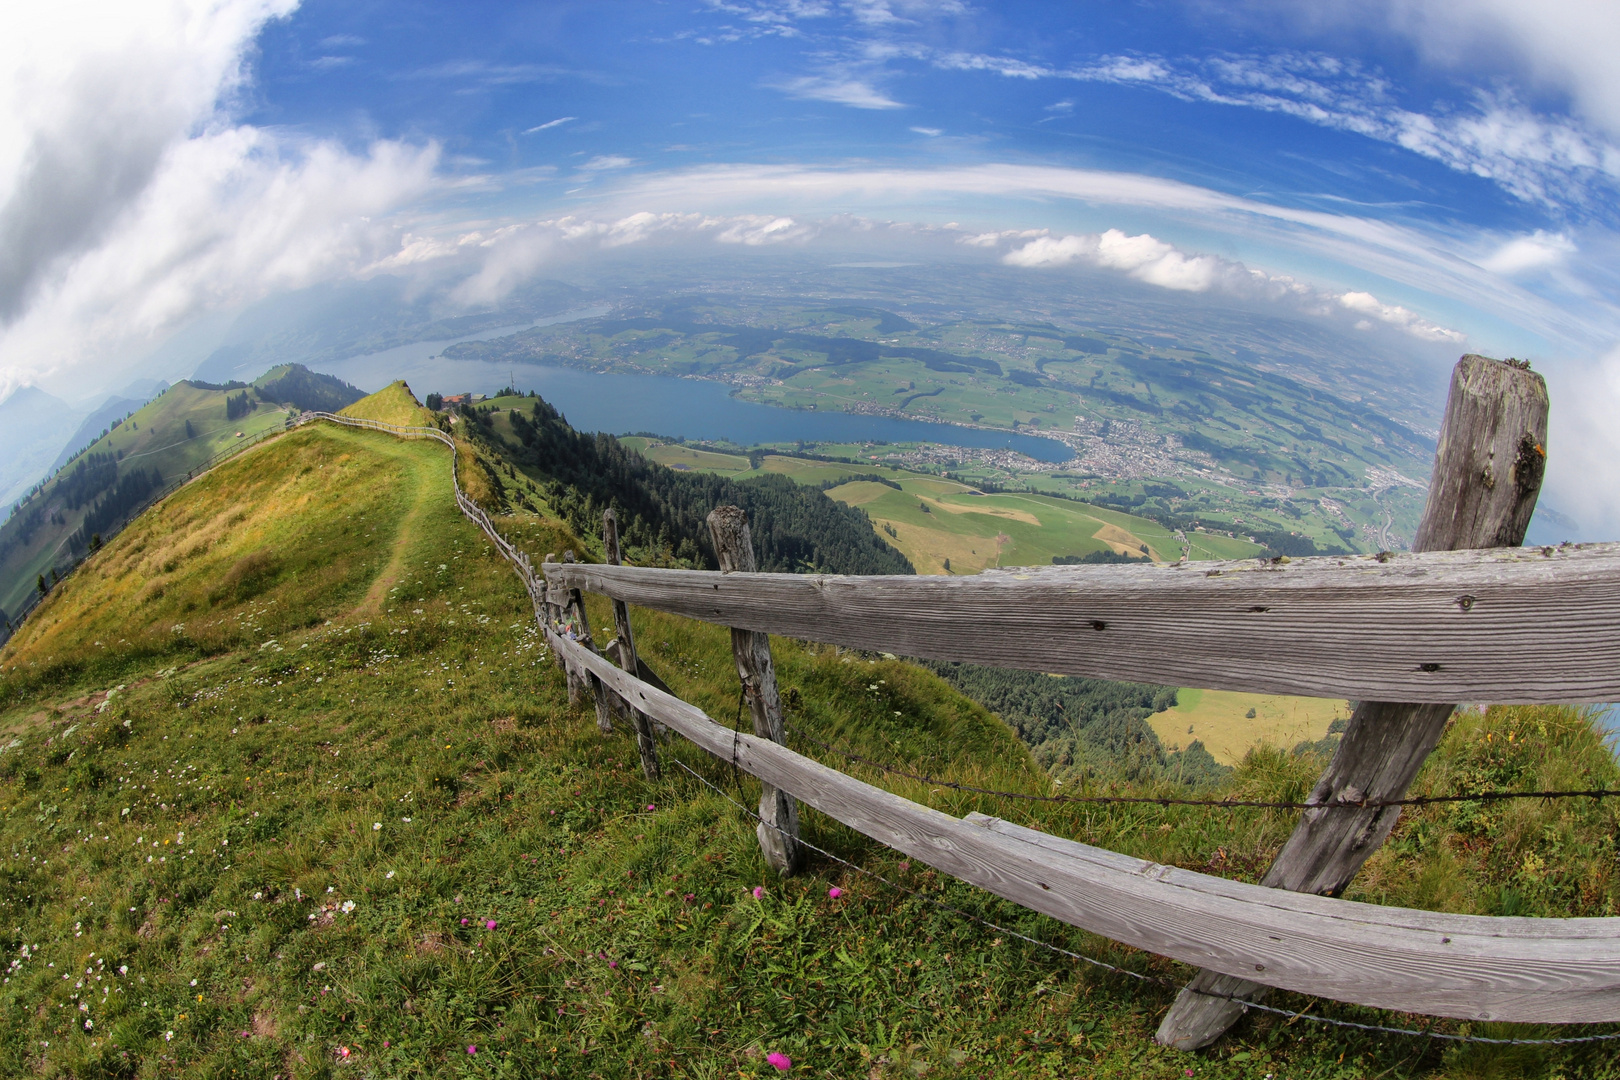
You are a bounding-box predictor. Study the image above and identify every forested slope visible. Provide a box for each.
[462,395,913,574]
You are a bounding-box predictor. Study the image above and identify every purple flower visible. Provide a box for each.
[460,918,468,925]
[608,960,618,969]
[752,886,765,900]
[827,887,842,899]
[767,1051,793,1071]
[486,919,497,930]
[467,1044,477,1055]
[646,803,656,811]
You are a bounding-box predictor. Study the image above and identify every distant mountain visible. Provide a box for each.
[48,397,143,475]
[0,386,78,511]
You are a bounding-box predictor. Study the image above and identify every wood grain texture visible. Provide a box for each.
[547,629,1620,1023]
[1158,355,1555,1048]
[563,550,614,734]
[543,541,1620,703]
[1414,355,1549,553]
[707,506,802,876]
[604,509,660,780]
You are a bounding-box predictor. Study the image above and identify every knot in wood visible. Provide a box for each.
[1457,594,1476,612]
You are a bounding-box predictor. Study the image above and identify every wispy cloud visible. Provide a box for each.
[937,48,1620,216]
[1479,230,1577,275]
[524,116,577,134]
[597,162,1620,349]
[769,70,904,109]
[910,126,941,136]
[318,34,365,48]
[577,155,636,172]
[309,55,354,72]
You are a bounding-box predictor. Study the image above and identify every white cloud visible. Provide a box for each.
[910,126,942,136]
[524,116,577,133]
[1297,0,1620,140]
[770,71,904,109]
[0,0,441,401]
[1479,230,1577,275]
[602,161,1619,349]
[1000,228,1464,341]
[1548,343,1620,539]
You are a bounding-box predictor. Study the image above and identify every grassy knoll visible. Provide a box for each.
[1156,689,1351,766]
[2,422,1617,1079]
[340,382,436,429]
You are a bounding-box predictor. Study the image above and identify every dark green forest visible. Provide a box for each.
[470,397,915,576]
[254,364,365,414]
[922,661,1228,787]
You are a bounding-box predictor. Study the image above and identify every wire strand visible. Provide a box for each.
[670,756,1620,1048]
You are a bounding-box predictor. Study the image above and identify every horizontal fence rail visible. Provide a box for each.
[547,627,1620,1024]
[542,545,1620,704]
[289,407,1620,1031]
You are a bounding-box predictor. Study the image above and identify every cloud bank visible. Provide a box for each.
[0,0,439,402]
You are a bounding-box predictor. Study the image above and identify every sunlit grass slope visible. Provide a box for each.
[1156,688,1352,766]
[0,383,293,620]
[339,380,435,428]
[0,422,1616,1079]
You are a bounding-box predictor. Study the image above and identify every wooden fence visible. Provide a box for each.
[285,377,1620,1037]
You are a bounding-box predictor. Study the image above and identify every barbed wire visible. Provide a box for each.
[785,724,1616,813]
[669,756,1620,1048]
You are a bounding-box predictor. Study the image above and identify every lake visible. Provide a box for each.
[319,311,1075,463]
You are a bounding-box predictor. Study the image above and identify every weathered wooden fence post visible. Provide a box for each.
[1156,354,1550,1049]
[562,550,616,735]
[542,553,566,672]
[706,505,803,876]
[603,509,661,780]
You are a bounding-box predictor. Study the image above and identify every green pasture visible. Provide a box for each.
[2,402,1616,1078]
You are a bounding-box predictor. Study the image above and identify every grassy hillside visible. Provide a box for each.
[2,413,1618,1078]
[0,384,293,623]
[0,367,365,627]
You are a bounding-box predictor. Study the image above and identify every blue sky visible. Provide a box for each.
[2,0,1619,525]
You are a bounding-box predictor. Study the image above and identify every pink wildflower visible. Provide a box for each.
[766,1051,793,1071]
[467,1044,478,1055]
[752,886,765,900]
[608,960,618,969]
[646,803,656,811]
[486,919,497,930]
[460,918,468,925]
[828,887,842,899]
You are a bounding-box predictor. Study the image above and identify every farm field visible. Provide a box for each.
[2,384,1616,1078]
[606,437,1264,572]
[1154,688,1351,766]
[444,285,1440,553]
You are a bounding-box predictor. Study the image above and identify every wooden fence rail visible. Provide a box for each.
[545,628,1620,1023]
[297,388,1620,1033]
[540,543,1620,704]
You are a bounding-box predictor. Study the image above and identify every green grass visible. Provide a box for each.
[1157,689,1350,766]
[2,421,1617,1078]
[0,384,294,619]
